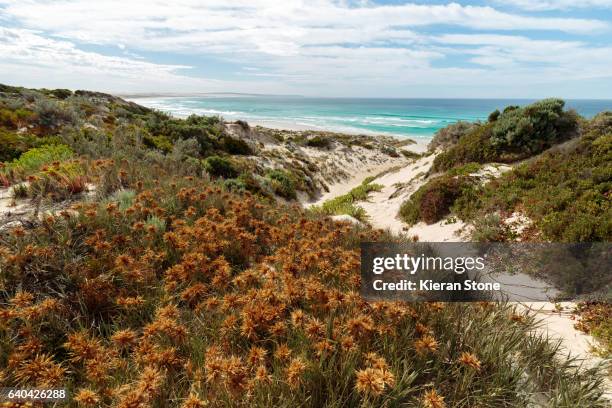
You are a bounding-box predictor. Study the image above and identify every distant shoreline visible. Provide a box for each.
[127,96,431,151]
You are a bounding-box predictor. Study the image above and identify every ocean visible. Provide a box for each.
[130,96,612,141]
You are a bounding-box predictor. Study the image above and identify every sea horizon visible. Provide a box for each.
[130,96,612,141]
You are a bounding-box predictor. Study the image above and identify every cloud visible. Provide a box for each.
[0,0,607,56]
[434,34,612,84]
[0,1,610,97]
[0,27,191,78]
[495,0,612,11]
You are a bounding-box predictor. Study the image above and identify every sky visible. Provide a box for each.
[0,0,611,98]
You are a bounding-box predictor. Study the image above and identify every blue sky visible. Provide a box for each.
[0,0,611,98]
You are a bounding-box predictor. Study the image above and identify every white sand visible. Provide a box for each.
[304,159,406,207]
[517,302,611,398]
[358,154,433,233]
[0,185,32,229]
[307,150,609,394]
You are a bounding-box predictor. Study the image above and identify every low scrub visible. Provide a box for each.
[0,163,607,407]
[428,121,476,152]
[220,136,253,155]
[574,302,611,358]
[266,169,297,199]
[490,98,577,154]
[203,155,239,179]
[432,99,578,172]
[399,174,477,225]
[0,85,609,407]
[27,161,87,201]
[1,144,74,181]
[143,134,173,153]
[459,122,611,242]
[305,135,332,148]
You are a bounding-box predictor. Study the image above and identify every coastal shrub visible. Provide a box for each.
[170,137,200,161]
[0,86,609,407]
[428,121,477,152]
[0,130,25,162]
[470,213,515,242]
[432,124,497,172]
[237,172,267,196]
[400,150,421,160]
[381,146,400,157]
[223,177,247,192]
[143,134,173,153]
[446,162,482,176]
[574,302,611,357]
[587,111,612,133]
[220,135,253,155]
[32,97,78,128]
[490,98,578,155]
[3,144,74,179]
[27,161,87,200]
[488,109,500,122]
[0,107,36,129]
[145,113,222,155]
[42,88,73,100]
[432,99,579,172]
[266,169,297,199]
[460,122,612,241]
[305,135,332,148]
[399,174,477,225]
[203,155,238,178]
[235,119,250,130]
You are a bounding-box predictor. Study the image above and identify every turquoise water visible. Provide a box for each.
[132,96,611,141]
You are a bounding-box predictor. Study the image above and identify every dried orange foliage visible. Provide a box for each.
[0,174,486,406]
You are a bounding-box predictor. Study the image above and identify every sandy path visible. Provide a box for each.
[354,154,470,241]
[519,302,611,399]
[304,160,406,207]
[310,154,610,396]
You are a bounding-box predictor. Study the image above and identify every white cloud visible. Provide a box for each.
[0,1,610,97]
[0,27,191,78]
[496,0,612,11]
[0,0,607,56]
[435,34,612,75]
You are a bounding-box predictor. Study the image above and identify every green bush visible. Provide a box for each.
[203,155,238,178]
[488,109,500,122]
[0,130,24,162]
[490,98,577,154]
[432,124,498,172]
[32,98,78,128]
[143,134,173,153]
[460,121,611,241]
[470,213,514,242]
[400,150,421,159]
[220,136,253,155]
[266,169,297,199]
[3,144,74,177]
[428,121,477,152]
[42,88,73,99]
[399,174,477,225]
[145,113,222,155]
[223,178,247,192]
[305,135,332,148]
[432,99,579,172]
